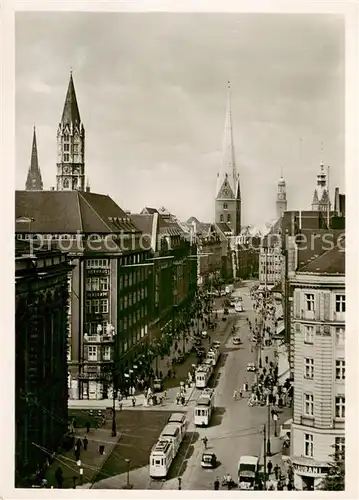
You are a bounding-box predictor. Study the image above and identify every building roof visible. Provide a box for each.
[187,216,201,225]
[216,222,233,235]
[296,229,345,269]
[15,191,141,235]
[140,207,158,215]
[61,73,81,126]
[298,236,345,275]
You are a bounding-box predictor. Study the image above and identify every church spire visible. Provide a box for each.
[25,126,43,191]
[61,71,81,126]
[217,81,236,194]
[56,71,85,192]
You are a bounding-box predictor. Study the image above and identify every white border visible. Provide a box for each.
[1,1,358,500]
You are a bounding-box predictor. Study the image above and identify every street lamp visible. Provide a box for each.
[123,458,133,489]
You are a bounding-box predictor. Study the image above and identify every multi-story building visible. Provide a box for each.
[258,217,283,291]
[25,126,43,191]
[15,239,72,485]
[131,209,197,376]
[290,238,345,490]
[16,190,151,400]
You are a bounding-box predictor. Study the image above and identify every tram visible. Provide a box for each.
[194,388,215,426]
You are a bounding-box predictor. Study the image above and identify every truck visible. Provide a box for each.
[238,455,259,490]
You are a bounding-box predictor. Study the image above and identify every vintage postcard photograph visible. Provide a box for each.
[2,1,357,497]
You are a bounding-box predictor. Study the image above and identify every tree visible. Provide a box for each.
[320,449,345,491]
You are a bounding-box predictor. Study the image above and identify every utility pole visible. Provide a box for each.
[263,424,267,491]
[267,401,271,456]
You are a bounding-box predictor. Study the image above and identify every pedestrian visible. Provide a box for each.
[75,447,80,462]
[83,436,88,451]
[233,390,238,401]
[181,395,185,405]
[267,460,273,477]
[265,356,269,364]
[119,401,123,411]
[55,466,63,489]
[239,389,243,398]
[85,421,90,434]
[164,389,167,399]
[274,464,280,480]
[214,477,220,490]
[202,436,208,449]
[132,396,136,407]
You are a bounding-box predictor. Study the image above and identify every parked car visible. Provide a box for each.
[247,362,257,372]
[232,336,242,345]
[153,378,163,392]
[201,452,217,468]
[212,341,221,348]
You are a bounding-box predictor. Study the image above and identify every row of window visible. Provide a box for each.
[303,394,345,417]
[220,214,231,223]
[304,358,345,380]
[120,290,147,309]
[87,321,109,335]
[120,306,148,330]
[61,143,81,153]
[304,435,345,459]
[86,259,110,269]
[122,325,148,352]
[88,345,112,361]
[119,270,147,288]
[303,326,345,345]
[86,277,109,291]
[86,299,109,314]
[305,293,345,313]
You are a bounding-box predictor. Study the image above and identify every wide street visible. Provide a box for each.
[180,284,284,490]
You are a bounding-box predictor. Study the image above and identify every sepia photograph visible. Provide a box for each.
[8,3,352,494]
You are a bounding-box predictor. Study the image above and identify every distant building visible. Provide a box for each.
[25,126,43,191]
[215,82,241,236]
[259,218,283,291]
[276,174,288,219]
[311,163,331,212]
[15,239,72,485]
[290,238,345,491]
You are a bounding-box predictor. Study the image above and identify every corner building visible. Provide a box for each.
[290,240,345,490]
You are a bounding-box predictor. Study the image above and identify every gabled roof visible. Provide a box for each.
[61,73,81,126]
[187,216,201,225]
[215,222,233,236]
[298,236,345,275]
[15,191,141,235]
[141,207,158,215]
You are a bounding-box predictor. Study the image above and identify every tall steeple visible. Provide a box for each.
[56,71,85,191]
[311,161,330,212]
[25,126,43,191]
[276,168,287,219]
[215,82,241,235]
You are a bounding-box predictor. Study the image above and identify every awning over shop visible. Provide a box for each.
[276,322,285,335]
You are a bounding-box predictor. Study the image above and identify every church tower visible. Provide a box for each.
[215,82,241,235]
[311,162,330,211]
[276,171,287,219]
[25,126,43,191]
[56,71,85,191]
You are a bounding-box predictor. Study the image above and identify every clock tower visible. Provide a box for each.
[56,71,85,191]
[276,174,287,219]
[215,82,241,235]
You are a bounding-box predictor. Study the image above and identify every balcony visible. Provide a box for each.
[83,334,114,343]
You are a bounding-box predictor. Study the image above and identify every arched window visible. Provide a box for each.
[220,214,224,222]
[63,178,69,189]
[227,214,231,223]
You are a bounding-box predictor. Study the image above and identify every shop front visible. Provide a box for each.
[292,458,329,490]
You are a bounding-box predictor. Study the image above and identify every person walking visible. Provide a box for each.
[85,421,90,434]
[55,466,63,489]
[83,436,88,451]
[233,390,238,401]
[239,389,243,399]
[267,460,273,478]
[202,436,208,449]
[274,464,280,480]
[214,477,220,490]
[132,396,136,407]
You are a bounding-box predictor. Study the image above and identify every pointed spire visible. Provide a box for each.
[61,71,81,126]
[221,80,236,188]
[25,126,43,191]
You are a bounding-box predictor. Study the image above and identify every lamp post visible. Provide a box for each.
[123,458,132,489]
[111,325,117,437]
[266,399,271,456]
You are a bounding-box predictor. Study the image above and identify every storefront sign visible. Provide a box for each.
[293,463,328,475]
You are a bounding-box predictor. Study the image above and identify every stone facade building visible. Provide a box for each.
[15,239,72,485]
[290,239,345,490]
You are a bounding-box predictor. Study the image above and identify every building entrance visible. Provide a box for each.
[302,476,315,490]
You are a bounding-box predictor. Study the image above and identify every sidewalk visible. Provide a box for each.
[68,384,197,412]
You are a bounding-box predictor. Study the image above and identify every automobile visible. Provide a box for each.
[247,362,257,372]
[212,341,221,348]
[235,304,244,312]
[232,336,242,345]
[153,378,163,392]
[229,301,237,308]
[201,331,208,338]
[201,452,217,468]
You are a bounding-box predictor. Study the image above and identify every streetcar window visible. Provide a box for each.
[155,460,160,465]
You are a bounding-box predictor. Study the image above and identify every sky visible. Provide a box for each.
[15,12,345,226]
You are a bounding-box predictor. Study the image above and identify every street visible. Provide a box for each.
[179,285,287,490]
